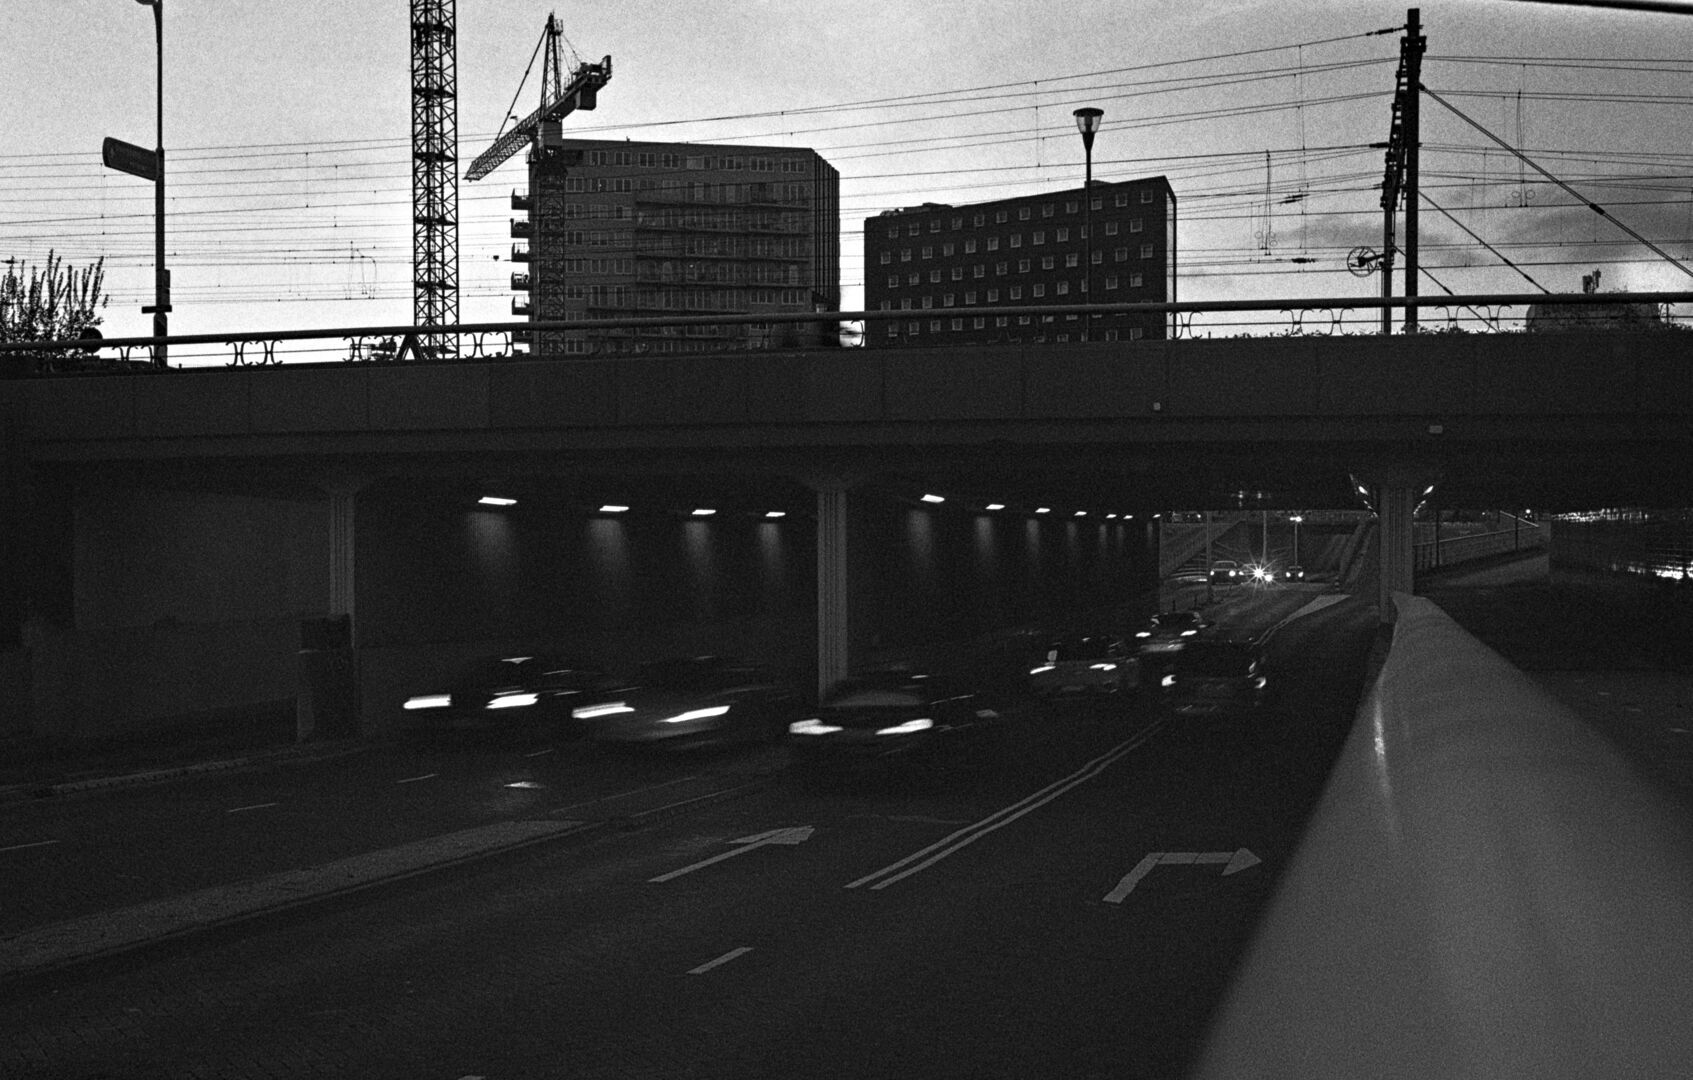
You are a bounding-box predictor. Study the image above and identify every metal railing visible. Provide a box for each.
[1413,521,1546,571]
[1,290,1689,373]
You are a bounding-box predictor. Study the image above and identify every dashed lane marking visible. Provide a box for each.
[395,773,438,784]
[225,802,279,814]
[688,946,753,975]
[0,839,60,854]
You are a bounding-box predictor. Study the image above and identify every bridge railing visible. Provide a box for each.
[1413,521,1546,571]
[2,290,1690,374]
[1195,592,1693,1079]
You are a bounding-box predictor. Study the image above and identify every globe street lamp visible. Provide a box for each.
[1073,107,1102,341]
[134,0,168,367]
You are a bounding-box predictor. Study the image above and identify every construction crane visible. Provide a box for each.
[411,0,460,358]
[465,14,610,182]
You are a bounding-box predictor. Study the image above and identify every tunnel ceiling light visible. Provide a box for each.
[1035,507,1051,514]
[920,494,945,504]
[1106,513,1119,519]
[985,503,1005,511]
[599,504,630,514]
[691,508,717,517]
[765,511,786,519]
[478,496,517,507]
[1074,510,1088,517]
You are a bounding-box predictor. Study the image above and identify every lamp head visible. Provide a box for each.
[1073,107,1103,136]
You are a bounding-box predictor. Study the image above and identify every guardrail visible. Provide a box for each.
[1413,522,1545,571]
[1,290,1689,373]
[1195,593,1693,1079]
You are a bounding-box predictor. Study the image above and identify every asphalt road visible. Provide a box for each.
[2,583,1374,1080]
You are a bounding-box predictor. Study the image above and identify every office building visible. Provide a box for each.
[862,177,1176,347]
[510,135,841,355]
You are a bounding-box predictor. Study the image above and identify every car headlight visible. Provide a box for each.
[1180,629,1197,637]
[1029,664,1055,675]
[1135,631,1151,638]
[1253,676,1268,689]
[790,718,843,735]
[404,694,451,710]
[662,705,731,724]
[1161,674,1177,688]
[572,701,634,719]
[487,692,539,710]
[1090,663,1117,671]
[877,718,934,736]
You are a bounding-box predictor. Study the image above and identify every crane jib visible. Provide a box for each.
[466,56,611,182]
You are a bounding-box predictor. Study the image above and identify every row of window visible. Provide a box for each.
[884,317,1147,340]
[880,189,1158,236]
[882,246,1157,287]
[877,221,1141,263]
[589,149,808,173]
[876,275,1146,309]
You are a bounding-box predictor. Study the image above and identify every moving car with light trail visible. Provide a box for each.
[573,656,801,750]
[787,667,1003,782]
[1135,610,1209,657]
[402,654,621,735]
[1027,633,1136,698]
[1158,638,1272,717]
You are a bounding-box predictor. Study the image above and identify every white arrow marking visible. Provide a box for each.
[650,826,814,883]
[1103,848,1261,903]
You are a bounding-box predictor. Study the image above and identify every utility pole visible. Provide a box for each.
[1404,8,1424,334]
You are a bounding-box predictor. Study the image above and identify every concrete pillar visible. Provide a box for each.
[327,484,357,637]
[299,473,367,741]
[1378,483,1416,620]
[814,480,851,703]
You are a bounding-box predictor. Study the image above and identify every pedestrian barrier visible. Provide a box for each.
[1195,592,1693,1080]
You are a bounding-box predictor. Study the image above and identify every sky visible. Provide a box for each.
[2,0,1691,361]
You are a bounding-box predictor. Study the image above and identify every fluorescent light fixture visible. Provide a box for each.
[479,496,517,507]
[1074,510,1087,517]
[920,494,945,504]
[662,705,731,724]
[985,503,1005,511]
[1035,507,1051,514]
[877,718,934,736]
[599,504,630,514]
[572,702,633,719]
[789,718,843,735]
[404,694,451,710]
[1106,513,1119,519]
[765,511,786,519]
[691,508,716,517]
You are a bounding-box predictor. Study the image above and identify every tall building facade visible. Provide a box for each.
[862,177,1176,347]
[511,136,841,355]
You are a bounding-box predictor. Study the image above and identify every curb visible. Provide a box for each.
[0,742,367,805]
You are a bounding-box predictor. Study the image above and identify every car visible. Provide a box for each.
[401,653,622,735]
[1209,559,1243,585]
[572,655,801,750]
[1027,633,1137,698]
[1135,610,1210,657]
[1157,638,1271,717]
[787,667,1003,782]
[1279,564,1306,582]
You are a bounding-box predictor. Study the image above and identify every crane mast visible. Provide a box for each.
[410,0,459,358]
[466,14,610,183]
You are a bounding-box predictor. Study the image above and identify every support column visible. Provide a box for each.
[814,480,850,703]
[328,485,357,637]
[1378,483,1416,620]
[300,473,367,741]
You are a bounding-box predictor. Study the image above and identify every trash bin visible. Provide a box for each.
[297,614,356,741]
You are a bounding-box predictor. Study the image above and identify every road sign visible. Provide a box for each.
[102,137,158,182]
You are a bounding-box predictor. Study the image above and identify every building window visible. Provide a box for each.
[987,237,1000,251]
[922,246,933,259]
[1057,334,1069,343]
[1018,207,1031,220]
[987,289,999,302]
[1010,286,1023,300]
[965,290,977,304]
[1131,273,1144,287]
[1056,282,1069,295]
[1009,235,1022,249]
[908,273,920,286]
[931,319,942,332]
[973,265,985,278]
[1104,329,1119,341]
[1018,315,1031,325]
[879,300,891,310]
[943,243,955,256]
[1106,276,1119,290]
[951,317,963,330]
[879,251,891,265]
[1042,204,1055,218]
[1065,253,1079,268]
[1018,259,1030,272]
[1142,189,1155,203]
[922,296,934,309]
[930,270,942,283]
[1115,247,1129,262]
[995,261,1008,275]
[900,298,913,310]
[1105,222,1119,236]
[1033,284,1046,297]
[1042,256,1055,270]
[951,267,964,281]
[1033,231,1046,245]
[952,216,964,229]
[974,213,985,226]
[963,239,976,253]
[1115,193,1129,207]
[996,316,1009,327]
[908,224,920,236]
[1091,196,1103,210]
[929,220,941,233]
[1092,251,1103,265]
[1066,200,1078,213]
[888,275,899,288]
[1057,228,1070,242]
[1130,218,1144,233]
[944,294,955,307]
[1130,327,1144,340]
[996,210,1009,223]
[1140,243,1155,259]
[973,317,985,329]
[909,320,921,334]
[887,323,900,338]
[901,249,912,262]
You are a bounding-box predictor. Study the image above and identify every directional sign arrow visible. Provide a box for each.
[1103,848,1261,904]
[649,826,814,883]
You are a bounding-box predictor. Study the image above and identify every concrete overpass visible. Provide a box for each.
[2,318,1690,737]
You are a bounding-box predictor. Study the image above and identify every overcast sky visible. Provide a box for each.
[2,0,1690,356]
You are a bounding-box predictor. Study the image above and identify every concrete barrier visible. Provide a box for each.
[1196,592,1693,1080]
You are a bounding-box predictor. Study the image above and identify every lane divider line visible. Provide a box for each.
[688,946,752,975]
[225,802,279,814]
[553,775,701,814]
[395,774,438,785]
[845,720,1165,891]
[0,839,61,854]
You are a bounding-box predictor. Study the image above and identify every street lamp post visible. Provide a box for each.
[1290,514,1303,567]
[1073,107,1102,342]
[135,0,167,367]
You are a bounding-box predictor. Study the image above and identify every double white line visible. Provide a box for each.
[844,720,1164,891]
